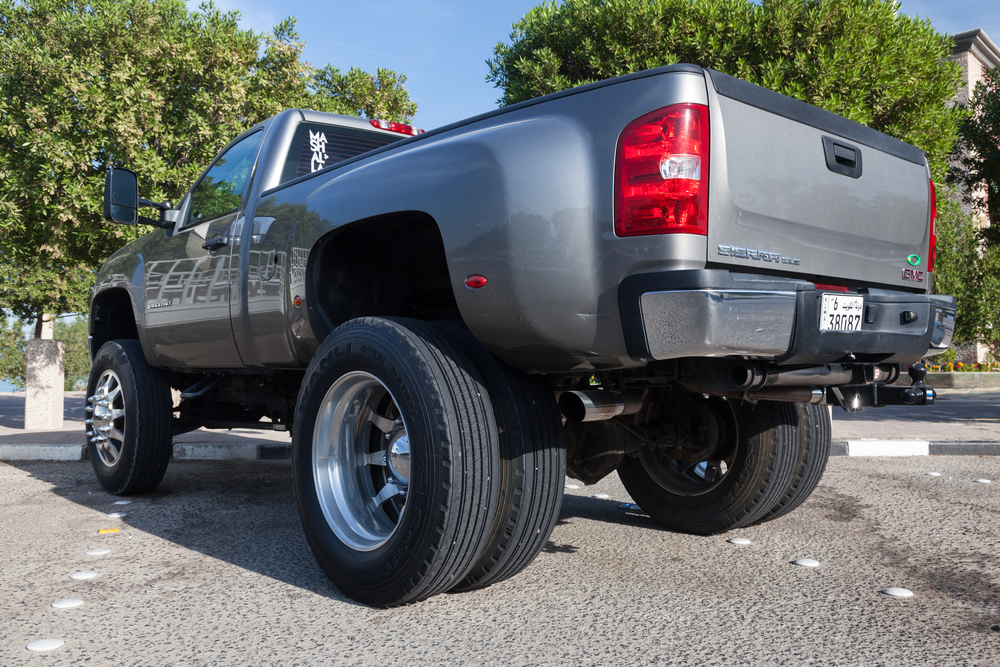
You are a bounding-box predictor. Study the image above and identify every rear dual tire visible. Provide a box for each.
[618,400,802,535]
[293,318,567,605]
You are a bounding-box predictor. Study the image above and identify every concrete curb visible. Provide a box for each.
[0,442,292,462]
[831,440,1000,457]
[2,441,999,462]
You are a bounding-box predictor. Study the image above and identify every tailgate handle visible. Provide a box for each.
[822,136,863,179]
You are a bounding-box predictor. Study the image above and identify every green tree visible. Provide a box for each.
[950,67,1000,230]
[487,0,964,179]
[309,66,419,122]
[53,316,90,390]
[931,187,1000,348]
[0,0,417,335]
[0,316,27,390]
[942,67,1000,350]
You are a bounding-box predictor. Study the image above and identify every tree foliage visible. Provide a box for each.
[54,315,90,390]
[950,67,1000,230]
[311,66,419,122]
[941,66,1000,348]
[0,0,417,330]
[0,317,27,390]
[931,187,1000,348]
[487,0,964,179]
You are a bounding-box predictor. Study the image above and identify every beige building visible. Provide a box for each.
[948,29,999,364]
[950,29,1000,108]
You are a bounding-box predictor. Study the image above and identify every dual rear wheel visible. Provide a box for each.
[292,317,565,607]
[618,400,831,535]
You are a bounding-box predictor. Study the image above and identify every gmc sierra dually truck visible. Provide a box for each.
[90,64,956,606]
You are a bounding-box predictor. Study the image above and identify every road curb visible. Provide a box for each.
[0,442,292,462]
[831,440,1000,457]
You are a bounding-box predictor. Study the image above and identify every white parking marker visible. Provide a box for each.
[107,512,127,519]
[26,638,64,651]
[113,500,132,505]
[69,571,98,580]
[728,537,752,545]
[564,484,580,490]
[593,493,610,499]
[973,479,992,484]
[85,548,110,556]
[791,558,820,567]
[51,598,84,609]
[925,472,941,477]
[881,587,913,597]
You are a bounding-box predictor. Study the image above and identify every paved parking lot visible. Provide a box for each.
[1,456,997,666]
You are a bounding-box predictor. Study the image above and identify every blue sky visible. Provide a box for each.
[191,0,1000,131]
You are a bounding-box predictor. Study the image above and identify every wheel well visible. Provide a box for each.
[307,212,459,341]
[90,289,140,358]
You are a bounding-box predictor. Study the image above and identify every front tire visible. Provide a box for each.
[292,317,500,606]
[618,400,800,535]
[86,340,173,495]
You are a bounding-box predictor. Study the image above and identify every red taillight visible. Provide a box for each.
[928,179,937,273]
[370,118,424,136]
[615,103,709,237]
[815,283,849,292]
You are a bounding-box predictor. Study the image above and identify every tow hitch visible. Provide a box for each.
[828,363,934,412]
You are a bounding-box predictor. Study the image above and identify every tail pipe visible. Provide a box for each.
[559,391,643,423]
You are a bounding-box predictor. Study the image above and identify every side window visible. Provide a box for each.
[185,131,265,227]
[278,123,401,184]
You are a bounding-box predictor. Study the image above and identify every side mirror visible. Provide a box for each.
[103,168,139,225]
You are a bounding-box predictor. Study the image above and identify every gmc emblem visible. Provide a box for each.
[902,268,924,282]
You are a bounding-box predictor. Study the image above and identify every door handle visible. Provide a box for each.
[202,236,229,251]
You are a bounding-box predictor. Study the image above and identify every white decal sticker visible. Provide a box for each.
[309,130,329,172]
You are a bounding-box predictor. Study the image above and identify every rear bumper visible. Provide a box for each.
[619,270,956,365]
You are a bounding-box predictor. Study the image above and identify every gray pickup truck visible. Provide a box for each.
[90,63,955,606]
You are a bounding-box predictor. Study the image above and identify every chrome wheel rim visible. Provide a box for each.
[312,371,410,552]
[86,370,126,467]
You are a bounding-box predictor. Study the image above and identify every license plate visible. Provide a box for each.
[819,294,864,331]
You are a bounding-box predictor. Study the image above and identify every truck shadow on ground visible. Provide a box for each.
[10,460,661,608]
[9,459,368,608]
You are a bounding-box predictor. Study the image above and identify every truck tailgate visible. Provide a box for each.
[704,70,932,291]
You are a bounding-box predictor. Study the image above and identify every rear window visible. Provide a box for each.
[280,123,400,184]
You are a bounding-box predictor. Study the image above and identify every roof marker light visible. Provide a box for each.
[370,119,425,136]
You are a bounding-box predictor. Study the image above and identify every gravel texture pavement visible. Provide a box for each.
[1,456,997,666]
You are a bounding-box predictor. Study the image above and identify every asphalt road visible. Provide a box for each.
[1,457,997,666]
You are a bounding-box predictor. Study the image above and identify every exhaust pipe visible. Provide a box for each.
[559,391,643,423]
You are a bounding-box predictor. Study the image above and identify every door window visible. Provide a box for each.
[185,131,265,227]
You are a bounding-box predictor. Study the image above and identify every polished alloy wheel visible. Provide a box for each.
[86,370,126,467]
[312,371,410,552]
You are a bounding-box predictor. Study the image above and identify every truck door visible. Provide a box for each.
[241,120,402,366]
[142,130,265,367]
